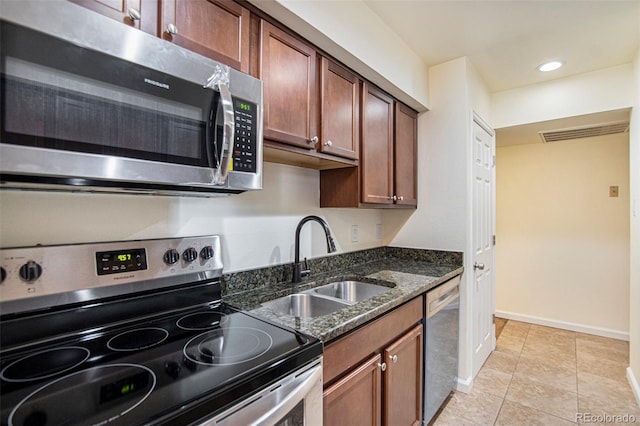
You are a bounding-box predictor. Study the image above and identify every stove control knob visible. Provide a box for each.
[163,249,180,265]
[165,361,182,379]
[19,260,42,282]
[0,267,6,284]
[200,245,214,260]
[182,247,198,263]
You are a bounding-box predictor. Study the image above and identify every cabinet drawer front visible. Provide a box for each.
[324,296,422,385]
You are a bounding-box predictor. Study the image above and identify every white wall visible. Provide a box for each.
[389,58,469,251]
[496,134,630,338]
[0,163,385,273]
[387,57,493,390]
[492,64,634,129]
[628,48,640,402]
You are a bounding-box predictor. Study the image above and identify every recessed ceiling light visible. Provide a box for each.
[538,61,564,72]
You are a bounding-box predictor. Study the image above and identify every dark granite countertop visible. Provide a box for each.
[223,247,463,343]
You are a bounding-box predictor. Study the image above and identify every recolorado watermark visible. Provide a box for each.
[576,412,637,423]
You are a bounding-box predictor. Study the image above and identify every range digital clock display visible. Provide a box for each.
[96,248,147,276]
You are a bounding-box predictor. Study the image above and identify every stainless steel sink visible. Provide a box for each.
[309,280,391,303]
[261,293,351,318]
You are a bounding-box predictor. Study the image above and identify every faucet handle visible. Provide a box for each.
[301,257,311,278]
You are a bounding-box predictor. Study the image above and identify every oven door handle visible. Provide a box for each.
[205,360,323,426]
[212,82,234,185]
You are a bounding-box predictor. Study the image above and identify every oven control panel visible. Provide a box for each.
[0,236,223,312]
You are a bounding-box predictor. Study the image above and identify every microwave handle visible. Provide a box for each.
[212,82,234,185]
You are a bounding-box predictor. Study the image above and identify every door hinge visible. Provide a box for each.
[492,235,496,246]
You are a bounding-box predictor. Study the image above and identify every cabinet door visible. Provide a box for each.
[361,82,394,205]
[394,103,418,206]
[319,57,359,160]
[324,354,383,426]
[161,0,250,72]
[259,21,317,149]
[384,324,423,426]
[70,0,157,34]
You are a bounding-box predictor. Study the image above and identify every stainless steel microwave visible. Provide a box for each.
[0,1,262,196]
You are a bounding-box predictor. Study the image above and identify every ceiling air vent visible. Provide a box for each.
[538,121,629,143]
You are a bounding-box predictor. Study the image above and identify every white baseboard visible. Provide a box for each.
[628,367,640,406]
[495,310,629,341]
[455,375,473,393]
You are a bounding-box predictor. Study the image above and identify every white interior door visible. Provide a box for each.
[471,115,496,377]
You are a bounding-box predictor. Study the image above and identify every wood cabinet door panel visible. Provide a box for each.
[384,324,423,426]
[361,82,393,204]
[161,0,249,72]
[324,354,382,426]
[320,57,359,160]
[259,21,317,149]
[394,103,418,206]
[71,0,155,32]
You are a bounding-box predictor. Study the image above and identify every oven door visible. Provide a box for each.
[0,1,261,194]
[202,359,323,426]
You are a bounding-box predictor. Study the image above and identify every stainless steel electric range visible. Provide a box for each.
[0,236,323,426]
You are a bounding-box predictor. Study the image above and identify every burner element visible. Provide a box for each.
[107,327,169,352]
[184,327,273,366]
[8,364,156,426]
[176,311,228,330]
[1,347,90,383]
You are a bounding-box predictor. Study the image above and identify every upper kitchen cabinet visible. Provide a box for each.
[320,83,417,208]
[393,102,418,206]
[360,82,394,205]
[257,21,359,168]
[160,0,250,72]
[70,0,158,34]
[258,21,317,150]
[319,57,360,161]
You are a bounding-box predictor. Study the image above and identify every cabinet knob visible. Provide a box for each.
[309,136,319,146]
[398,196,404,201]
[127,8,141,21]
[390,354,398,363]
[378,362,387,372]
[324,140,333,147]
[166,23,178,36]
[392,195,398,201]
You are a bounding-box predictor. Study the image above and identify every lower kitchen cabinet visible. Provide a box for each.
[383,324,423,426]
[323,354,382,425]
[322,297,423,426]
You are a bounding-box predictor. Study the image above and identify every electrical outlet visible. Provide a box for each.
[376,224,383,240]
[609,186,619,197]
[351,225,359,243]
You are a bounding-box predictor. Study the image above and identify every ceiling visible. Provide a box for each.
[363,0,639,146]
[363,0,640,93]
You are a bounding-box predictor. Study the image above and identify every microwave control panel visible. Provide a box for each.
[232,98,257,173]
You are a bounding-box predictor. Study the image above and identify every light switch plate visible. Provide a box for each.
[376,224,383,240]
[351,225,359,243]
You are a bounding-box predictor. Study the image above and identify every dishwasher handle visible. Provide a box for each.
[426,276,461,319]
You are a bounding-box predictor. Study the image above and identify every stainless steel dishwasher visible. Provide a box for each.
[424,275,461,424]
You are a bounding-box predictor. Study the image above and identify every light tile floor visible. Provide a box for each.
[433,320,640,425]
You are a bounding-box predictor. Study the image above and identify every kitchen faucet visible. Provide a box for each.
[292,215,337,283]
